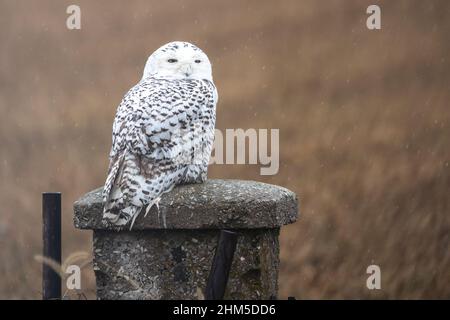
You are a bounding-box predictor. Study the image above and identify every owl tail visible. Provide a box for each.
[103,203,142,228]
[103,153,125,203]
[102,153,142,228]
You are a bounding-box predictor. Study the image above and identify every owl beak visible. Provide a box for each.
[179,63,193,77]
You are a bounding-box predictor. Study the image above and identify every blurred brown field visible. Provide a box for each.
[0,0,449,299]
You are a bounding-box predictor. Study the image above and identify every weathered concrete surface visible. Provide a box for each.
[93,229,280,300]
[73,179,299,300]
[74,179,298,230]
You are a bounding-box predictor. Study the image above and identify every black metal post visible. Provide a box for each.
[42,192,62,300]
[205,230,238,300]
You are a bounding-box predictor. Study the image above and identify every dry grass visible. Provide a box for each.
[0,0,449,299]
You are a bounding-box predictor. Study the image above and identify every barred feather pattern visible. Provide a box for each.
[103,74,217,228]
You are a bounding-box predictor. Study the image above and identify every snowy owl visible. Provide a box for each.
[102,41,218,229]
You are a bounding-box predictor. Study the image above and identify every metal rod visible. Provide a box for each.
[42,192,62,300]
[205,229,238,300]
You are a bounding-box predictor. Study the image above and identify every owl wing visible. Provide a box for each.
[103,80,178,204]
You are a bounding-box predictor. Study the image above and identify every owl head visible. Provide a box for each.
[142,41,213,81]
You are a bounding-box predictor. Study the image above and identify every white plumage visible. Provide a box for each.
[102,41,218,228]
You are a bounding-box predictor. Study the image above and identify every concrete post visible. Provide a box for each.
[73,179,298,300]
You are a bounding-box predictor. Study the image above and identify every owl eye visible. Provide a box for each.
[194,59,201,63]
[167,59,178,63]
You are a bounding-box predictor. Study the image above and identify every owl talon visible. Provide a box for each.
[144,196,161,218]
[144,203,152,217]
[155,197,161,211]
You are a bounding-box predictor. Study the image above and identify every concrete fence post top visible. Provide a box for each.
[74,179,298,230]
